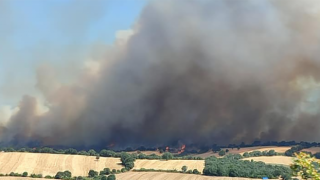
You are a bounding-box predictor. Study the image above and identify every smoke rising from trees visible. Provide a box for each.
[1,0,320,148]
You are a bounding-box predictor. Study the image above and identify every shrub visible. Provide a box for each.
[22,172,28,177]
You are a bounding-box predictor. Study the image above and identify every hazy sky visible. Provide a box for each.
[0,0,148,106]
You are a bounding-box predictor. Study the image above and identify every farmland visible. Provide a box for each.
[242,156,293,166]
[0,146,303,180]
[116,172,263,180]
[0,177,49,180]
[133,159,205,171]
[0,152,122,177]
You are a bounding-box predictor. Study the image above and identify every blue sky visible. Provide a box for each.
[0,0,149,106]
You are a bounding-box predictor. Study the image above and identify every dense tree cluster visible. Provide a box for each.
[133,168,201,175]
[120,152,135,170]
[203,156,292,179]
[243,150,279,157]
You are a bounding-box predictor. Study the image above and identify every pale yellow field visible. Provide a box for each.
[0,152,122,176]
[134,159,205,172]
[0,177,52,180]
[116,172,263,180]
[242,156,293,166]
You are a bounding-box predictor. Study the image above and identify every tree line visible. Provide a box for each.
[0,147,203,160]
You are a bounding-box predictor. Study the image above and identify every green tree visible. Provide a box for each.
[120,152,135,170]
[22,172,28,177]
[267,150,276,156]
[104,168,111,175]
[181,165,188,172]
[218,150,226,156]
[101,176,107,180]
[55,171,71,179]
[100,150,116,157]
[96,154,100,161]
[162,152,173,160]
[55,172,64,179]
[65,148,77,154]
[88,170,98,177]
[88,149,97,156]
[107,174,116,180]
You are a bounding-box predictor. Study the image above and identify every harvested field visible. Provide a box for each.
[0,177,54,180]
[242,156,293,166]
[134,159,205,172]
[0,152,122,176]
[302,147,320,154]
[116,172,264,180]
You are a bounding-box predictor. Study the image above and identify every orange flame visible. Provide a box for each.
[178,144,186,154]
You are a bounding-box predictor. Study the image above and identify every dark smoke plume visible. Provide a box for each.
[2,0,320,148]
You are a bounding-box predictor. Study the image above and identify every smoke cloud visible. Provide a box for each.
[2,0,320,148]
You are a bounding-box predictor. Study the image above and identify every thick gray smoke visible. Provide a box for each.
[2,0,320,148]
